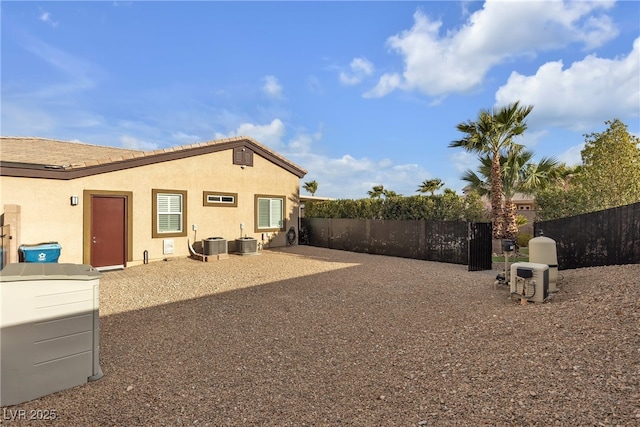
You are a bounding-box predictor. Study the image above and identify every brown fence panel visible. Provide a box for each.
[300,218,491,268]
[534,202,640,270]
[303,218,331,248]
[367,219,423,259]
[327,218,367,253]
[424,221,468,264]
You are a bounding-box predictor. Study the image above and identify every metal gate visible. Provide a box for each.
[467,222,492,271]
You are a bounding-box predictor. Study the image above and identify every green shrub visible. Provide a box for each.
[304,193,488,222]
[517,233,532,248]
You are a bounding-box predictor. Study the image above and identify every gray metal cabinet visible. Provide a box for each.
[1,263,103,406]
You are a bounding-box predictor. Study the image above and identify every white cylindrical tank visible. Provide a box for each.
[528,236,558,292]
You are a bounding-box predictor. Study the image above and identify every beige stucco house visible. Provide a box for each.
[0,136,307,269]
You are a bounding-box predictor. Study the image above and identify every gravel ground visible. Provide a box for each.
[2,246,639,426]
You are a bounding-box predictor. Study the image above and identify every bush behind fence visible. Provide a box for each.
[303,194,487,222]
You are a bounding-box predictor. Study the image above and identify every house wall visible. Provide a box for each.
[0,148,301,266]
[517,207,536,236]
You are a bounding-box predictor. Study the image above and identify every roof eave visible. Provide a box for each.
[1,137,307,179]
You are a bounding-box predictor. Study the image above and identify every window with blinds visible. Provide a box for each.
[157,194,183,232]
[256,196,284,230]
[152,189,187,238]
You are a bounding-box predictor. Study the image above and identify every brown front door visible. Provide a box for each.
[91,196,126,269]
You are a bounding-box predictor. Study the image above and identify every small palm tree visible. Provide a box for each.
[368,185,385,199]
[417,178,444,196]
[450,101,534,239]
[303,180,318,196]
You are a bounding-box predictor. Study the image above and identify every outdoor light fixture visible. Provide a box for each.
[70,195,79,206]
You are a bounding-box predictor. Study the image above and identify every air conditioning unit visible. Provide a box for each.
[510,262,549,303]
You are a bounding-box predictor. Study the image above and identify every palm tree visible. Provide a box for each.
[303,180,318,196]
[550,164,583,190]
[517,156,561,194]
[367,185,399,199]
[461,169,490,197]
[462,147,559,241]
[450,101,534,239]
[417,178,444,196]
[368,185,385,199]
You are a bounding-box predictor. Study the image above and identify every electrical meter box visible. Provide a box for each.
[502,239,515,253]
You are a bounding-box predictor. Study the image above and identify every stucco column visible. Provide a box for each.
[3,204,21,264]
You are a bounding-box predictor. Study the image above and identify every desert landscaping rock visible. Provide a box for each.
[1,246,638,426]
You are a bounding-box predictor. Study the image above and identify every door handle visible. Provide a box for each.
[92,237,97,244]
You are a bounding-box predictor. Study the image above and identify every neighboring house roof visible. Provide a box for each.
[0,136,307,179]
[300,195,334,203]
[511,192,535,203]
[462,186,534,204]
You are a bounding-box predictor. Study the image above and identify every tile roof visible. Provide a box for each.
[0,136,307,177]
[0,137,143,168]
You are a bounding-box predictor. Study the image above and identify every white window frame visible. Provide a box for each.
[152,189,187,238]
[255,195,285,231]
[203,191,238,207]
[208,195,234,204]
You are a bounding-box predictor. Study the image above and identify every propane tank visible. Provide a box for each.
[528,236,558,292]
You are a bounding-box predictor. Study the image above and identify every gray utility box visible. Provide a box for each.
[204,237,227,256]
[509,262,549,303]
[235,237,258,255]
[0,263,103,406]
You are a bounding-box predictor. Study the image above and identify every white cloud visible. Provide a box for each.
[450,150,477,174]
[39,10,59,28]
[19,35,105,98]
[214,118,286,150]
[496,37,640,131]
[171,131,201,144]
[261,75,283,98]
[339,57,375,85]
[289,150,434,199]
[287,127,324,154]
[557,143,584,166]
[275,126,446,198]
[0,103,57,136]
[307,75,323,94]
[363,73,402,98]
[519,130,549,149]
[119,135,159,151]
[367,1,618,98]
[579,13,618,50]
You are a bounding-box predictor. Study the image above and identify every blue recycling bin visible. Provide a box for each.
[19,243,61,263]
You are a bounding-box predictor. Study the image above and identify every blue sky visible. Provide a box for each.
[2,1,639,199]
